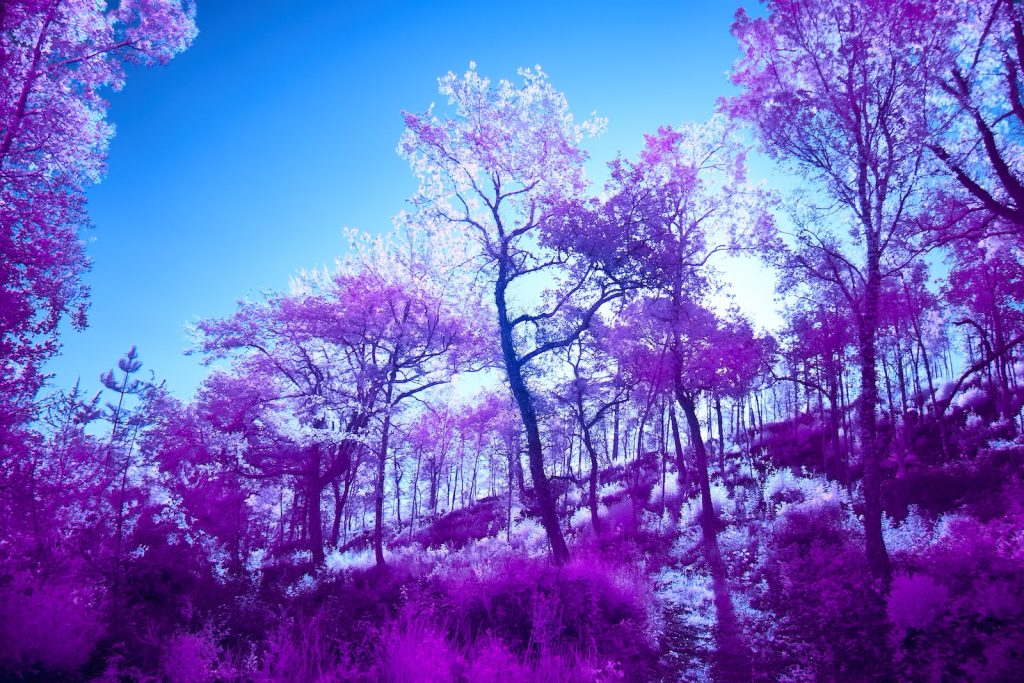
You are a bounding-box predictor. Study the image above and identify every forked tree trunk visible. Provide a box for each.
[496,276,570,566]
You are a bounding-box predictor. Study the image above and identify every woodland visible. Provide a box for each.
[2,1,1024,681]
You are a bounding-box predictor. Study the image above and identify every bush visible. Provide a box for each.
[890,511,1024,682]
[748,502,893,681]
[0,569,103,679]
[379,612,455,682]
[433,555,656,681]
[160,627,221,683]
[256,608,366,682]
[416,497,506,550]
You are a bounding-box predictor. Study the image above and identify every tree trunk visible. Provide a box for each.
[330,480,342,548]
[374,379,396,569]
[513,446,527,498]
[410,447,422,541]
[393,455,403,528]
[612,399,621,463]
[582,427,603,535]
[906,287,951,457]
[676,385,752,680]
[858,250,892,588]
[676,388,716,540]
[495,276,569,565]
[307,445,325,567]
[668,402,690,498]
[715,394,727,487]
[429,460,439,515]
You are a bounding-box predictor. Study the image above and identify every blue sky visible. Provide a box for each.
[47,0,776,399]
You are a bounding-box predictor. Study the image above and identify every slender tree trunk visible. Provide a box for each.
[829,387,843,483]
[581,426,603,535]
[513,446,527,498]
[410,447,422,541]
[881,350,896,418]
[374,379,396,569]
[715,394,728,488]
[507,448,516,543]
[676,385,752,680]
[859,247,892,588]
[450,462,460,510]
[429,460,439,515]
[307,445,325,567]
[669,402,690,498]
[393,457,403,528]
[469,443,481,503]
[840,364,855,482]
[906,291,950,457]
[495,275,569,565]
[330,480,342,548]
[894,335,909,415]
[612,400,621,463]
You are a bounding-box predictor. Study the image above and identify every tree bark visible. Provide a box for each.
[676,388,716,540]
[307,444,324,567]
[676,385,752,680]
[374,379,396,569]
[858,249,892,588]
[581,427,603,535]
[496,275,570,565]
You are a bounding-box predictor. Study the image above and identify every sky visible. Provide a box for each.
[47,0,778,400]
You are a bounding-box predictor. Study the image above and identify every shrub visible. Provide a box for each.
[256,608,366,682]
[434,555,656,681]
[416,497,506,550]
[379,612,455,682]
[0,569,103,678]
[748,502,893,681]
[160,627,221,683]
[890,511,1024,682]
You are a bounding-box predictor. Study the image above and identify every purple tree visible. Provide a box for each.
[0,0,196,448]
[728,0,952,586]
[927,0,1024,241]
[192,228,479,567]
[554,324,633,535]
[400,65,631,565]
[597,117,770,680]
[602,117,768,529]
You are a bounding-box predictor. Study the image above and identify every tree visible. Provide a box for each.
[192,292,379,568]
[98,346,152,596]
[193,227,479,567]
[554,325,632,535]
[926,0,1024,241]
[147,397,269,579]
[943,236,1024,423]
[400,65,631,565]
[728,0,952,586]
[0,0,196,449]
[777,293,856,479]
[597,117,768,680]
[602,116,767,523]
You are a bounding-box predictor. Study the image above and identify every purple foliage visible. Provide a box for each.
[4,2,1024,680]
